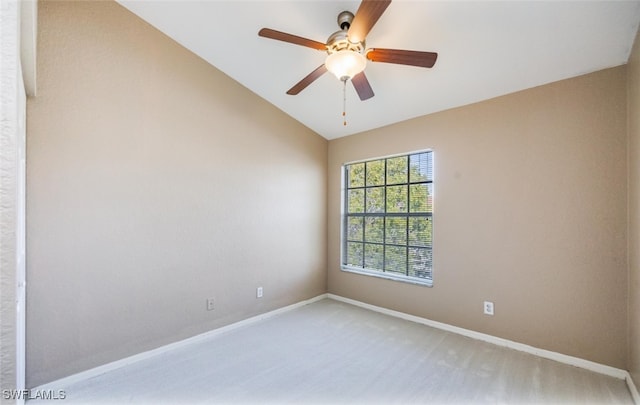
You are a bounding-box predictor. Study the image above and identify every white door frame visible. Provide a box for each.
[16,63,27,404]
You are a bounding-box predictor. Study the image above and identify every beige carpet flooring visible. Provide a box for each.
[28,298,633,404]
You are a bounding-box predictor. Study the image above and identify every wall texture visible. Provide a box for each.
[1,0,20,398]
[27,0,327,387]
[328,67,628,369]
[629,26,640,388]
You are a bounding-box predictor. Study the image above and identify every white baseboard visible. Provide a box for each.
[327,294,628,381]
[35,293,328,391]
[627,372,640,404]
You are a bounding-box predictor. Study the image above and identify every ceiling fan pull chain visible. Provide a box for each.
[342,79,347,126]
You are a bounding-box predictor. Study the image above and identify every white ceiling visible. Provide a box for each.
[117,1,640,140]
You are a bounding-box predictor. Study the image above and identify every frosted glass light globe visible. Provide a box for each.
[325,50,367,81]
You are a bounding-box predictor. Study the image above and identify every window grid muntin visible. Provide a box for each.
[343,151,433,282]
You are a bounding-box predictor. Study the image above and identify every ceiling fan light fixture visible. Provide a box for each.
[325,50,367,81]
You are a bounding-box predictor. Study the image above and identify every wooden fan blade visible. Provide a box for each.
[351,72,374,101]
[348,0,392,44]
[258,28,326,51]
[287,65,328,95]
[367,48,438,68]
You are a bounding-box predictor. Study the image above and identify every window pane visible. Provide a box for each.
[364,216,384,243]
[346,242,363,267]
[409,183,433,213]
[385,246,407,274]
[347,216,363,241]
[348,189,364,213]
[364,243,383,270]
[409,217,432,247]
[386,185,407,213]
[410,152,433,182]
[409,247,432,279]
[348,163,365,188]
[342,151,433,285]
[385,217,407,245]
[366,160,385,186]
[366,187,385,213]
[386,156,408,185]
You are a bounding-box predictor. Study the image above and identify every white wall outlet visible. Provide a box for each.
[206,298,215,311]
[484,301,494,315]
[257,287,263,298]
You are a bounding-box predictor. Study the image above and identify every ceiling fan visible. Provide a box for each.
[258,0,438,102]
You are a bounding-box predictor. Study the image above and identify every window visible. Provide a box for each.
[341,151,433,286]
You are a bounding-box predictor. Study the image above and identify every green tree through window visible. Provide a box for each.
[342,151,433,284]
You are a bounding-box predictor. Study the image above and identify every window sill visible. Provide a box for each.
[340,266,433,287]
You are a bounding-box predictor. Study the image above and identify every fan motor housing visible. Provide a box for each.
[327,11,365,55]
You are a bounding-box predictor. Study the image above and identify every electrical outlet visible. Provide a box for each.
[206,298,215,311]
[484,301,494,316]
[257,287,263,298]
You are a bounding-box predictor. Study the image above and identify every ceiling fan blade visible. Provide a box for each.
[287,65,328,95]
[366,48,438,68]
[351,72,374,101]
[258,28,326,51]
[348,0,392,44]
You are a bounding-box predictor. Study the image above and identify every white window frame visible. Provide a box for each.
[340,150,434,287]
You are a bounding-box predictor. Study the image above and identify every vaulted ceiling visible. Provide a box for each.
[117,1,640,140]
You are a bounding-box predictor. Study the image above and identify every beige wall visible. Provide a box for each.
[26,1,327,387]
[328,67,628,369]
[629,27,640,387]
